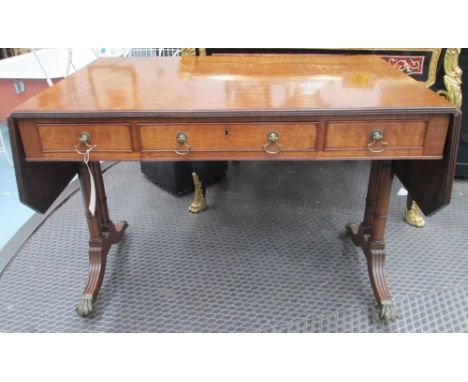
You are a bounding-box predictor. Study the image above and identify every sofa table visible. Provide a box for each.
[8,54,460,322]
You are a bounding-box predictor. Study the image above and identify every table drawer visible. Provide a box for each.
[325,120,428,152]
[139,123,318,154]
[38,123,133,153]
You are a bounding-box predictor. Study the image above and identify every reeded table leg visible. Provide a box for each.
[76,162,128,317]
[347,161,380,246]
[346,160,397,323]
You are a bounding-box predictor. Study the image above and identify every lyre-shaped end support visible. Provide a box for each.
[405,201,425,228]
[188,172,207,213]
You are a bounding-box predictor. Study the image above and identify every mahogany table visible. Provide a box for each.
[8,55,460,322]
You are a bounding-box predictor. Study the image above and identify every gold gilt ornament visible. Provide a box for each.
[189,172,207,213]
[406,48,462,228]
[405,201,426,228]
[437,48,463,109]
[181,48,196,56]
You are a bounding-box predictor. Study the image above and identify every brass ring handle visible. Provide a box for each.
[368,129,388,153]
[173,132,191,155]
[75,132,96,155]
[263,131,283,154]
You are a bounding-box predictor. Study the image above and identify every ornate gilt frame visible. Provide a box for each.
[437,48,462,109]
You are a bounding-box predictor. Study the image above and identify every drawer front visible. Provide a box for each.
[325,120,428,151]
[139,123,318,153]
[38,123,133,153]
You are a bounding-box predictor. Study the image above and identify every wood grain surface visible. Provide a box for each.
[11,55,455,118]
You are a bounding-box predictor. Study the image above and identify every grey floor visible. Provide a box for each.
[0,123,34,250]
[0,161,468,332]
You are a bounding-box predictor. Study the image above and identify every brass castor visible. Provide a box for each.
[76,294,94,317]
[375,300,398,323]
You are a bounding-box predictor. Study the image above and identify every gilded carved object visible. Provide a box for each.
[437,48,463,109]
[425,48,443,87]
[405,201,425,228]
[181,48,206,57]
[189,172,207,213]
[181,48,196,56]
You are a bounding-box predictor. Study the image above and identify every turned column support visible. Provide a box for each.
[346,160,397,323]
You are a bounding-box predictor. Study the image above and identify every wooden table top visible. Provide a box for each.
[11,55,455,119]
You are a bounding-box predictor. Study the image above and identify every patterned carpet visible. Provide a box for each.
[0,161,467,332]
